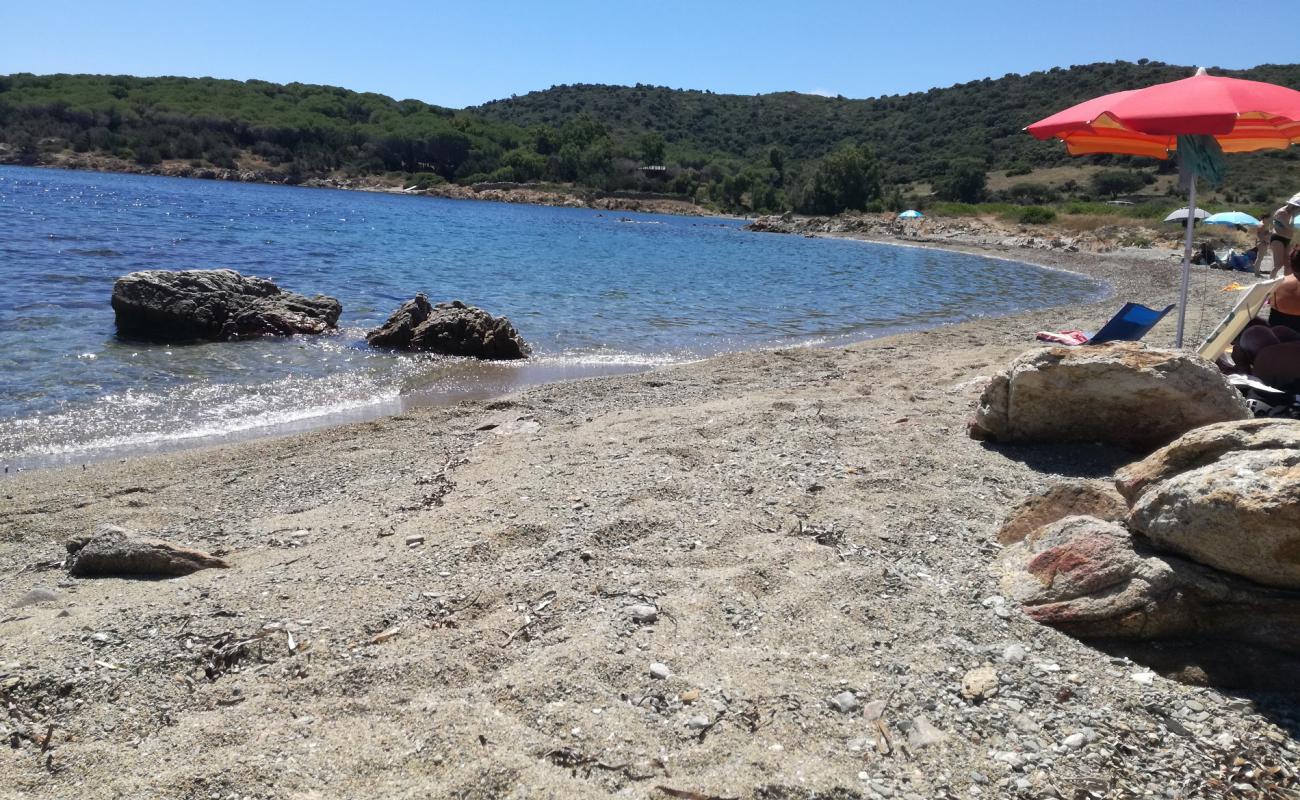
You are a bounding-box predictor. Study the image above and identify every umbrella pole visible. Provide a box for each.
[1175,174,1196,348]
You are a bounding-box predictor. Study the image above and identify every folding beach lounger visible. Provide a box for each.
[1085,302,1177,345]
[1198,277,1286,361]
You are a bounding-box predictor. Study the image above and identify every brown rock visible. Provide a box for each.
[67,524,228,578]
[960,666,999,701]
[1115,418,1300,503]
[995,514,1300,657]
[1127,447,1300,589]
[998,516,1177,634]
[111,269,341,342]
[366,295,529,360]
[968,344,1248,451]
[996,480,1127,544]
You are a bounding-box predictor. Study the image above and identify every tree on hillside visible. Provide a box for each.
[640,131,665,164]
[933,161,987,203]
[798,144,882,214]
[1090,169,1146,198]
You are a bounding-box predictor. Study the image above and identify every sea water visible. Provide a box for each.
[0,166,1103,468]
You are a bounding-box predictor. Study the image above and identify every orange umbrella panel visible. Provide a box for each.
[1025,73,1300,158]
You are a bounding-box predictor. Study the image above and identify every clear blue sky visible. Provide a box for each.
[1,1,1266,108]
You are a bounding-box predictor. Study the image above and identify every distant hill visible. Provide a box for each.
[4,62,1300,212]
[474,61,1300,189]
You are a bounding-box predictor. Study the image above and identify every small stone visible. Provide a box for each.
[993,750,1025,768]
[863,699,887,721]
[628,604,658,624]
[680,689,699,704]
[907,716,948,749]
[830,691,861,714]
[649,662,671,680]
[961,666,999,701]
[1001,644,1027,663]
[11,588,58,608]
[1131,670,1156,685]
[685,715,710,730]
[405,534,424,547]
[1062,732,1086,749]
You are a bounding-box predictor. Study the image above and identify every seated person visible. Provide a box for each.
[1233,321,1300,372]
[1230,285,1300,391]
[1269,250,1300,333]
[1253,340,1300,393]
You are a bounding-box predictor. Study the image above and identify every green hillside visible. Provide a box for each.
[4,62,1300,213]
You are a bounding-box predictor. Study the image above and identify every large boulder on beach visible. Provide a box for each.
[997,515,1180,637]
[366,295,529,360]
[111,269,341,342]
[1120,419,1300,589]
[1115,418,1300,502]
[967,343,1249,451]
[995,479,1127,544]
[995,515,1300,661]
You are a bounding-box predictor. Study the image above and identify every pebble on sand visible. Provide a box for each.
[830,691,861,714]
[628,604,659,624]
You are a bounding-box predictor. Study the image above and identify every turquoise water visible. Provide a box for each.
[0,166,1102,467]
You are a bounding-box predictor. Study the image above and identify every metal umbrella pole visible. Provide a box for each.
[1175,172,1196,348]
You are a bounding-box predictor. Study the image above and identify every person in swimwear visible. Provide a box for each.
[1255,213,1273,276]
[1267,195,1300,278]
[1268,248,1300,333]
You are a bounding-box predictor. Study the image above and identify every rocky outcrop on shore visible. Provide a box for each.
[111,269,342,342]
[968,343,1249,451]
[366,295,530,359]
[745,213,1171,254]
[996,418,1300,688]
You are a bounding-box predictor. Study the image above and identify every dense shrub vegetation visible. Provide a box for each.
[4,61,1300,214]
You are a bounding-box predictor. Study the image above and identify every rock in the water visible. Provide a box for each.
[1126,442,1300,590]
[67,524,228,578]
[111,269,340,342]
[366,295,529,359]
[996,480,1127,544]
[968,344,1248,451]
[1115,418,1300,503]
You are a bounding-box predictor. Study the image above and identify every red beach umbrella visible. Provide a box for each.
[1026,68,1300,346]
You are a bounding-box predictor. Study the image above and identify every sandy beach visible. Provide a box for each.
[3,234,1296,799]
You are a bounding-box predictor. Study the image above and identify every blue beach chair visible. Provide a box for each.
[1087,303,1177,345]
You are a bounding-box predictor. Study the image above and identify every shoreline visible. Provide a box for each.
[4,220,1289,798]
[1,231,1109,475]
[0,159,728,218]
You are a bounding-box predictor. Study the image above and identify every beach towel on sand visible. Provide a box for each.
[1035,329,1089,345]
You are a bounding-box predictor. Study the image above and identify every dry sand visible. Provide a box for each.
[2,236,1296,799]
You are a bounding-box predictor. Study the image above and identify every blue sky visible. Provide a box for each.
[1,1,1264,107]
